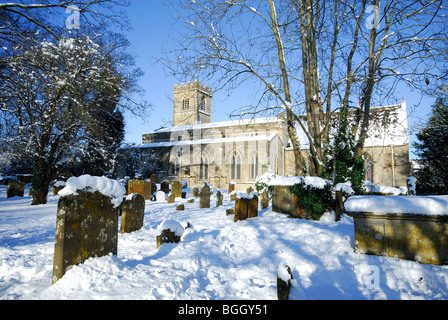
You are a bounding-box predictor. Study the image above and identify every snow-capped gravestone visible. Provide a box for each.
[156,220,184,249]
[234,192,258,222]
[52,175,125,284]
[199,183,212,209]
[52,181,66,196]
[120,193,145,234]
[7,180,25,198]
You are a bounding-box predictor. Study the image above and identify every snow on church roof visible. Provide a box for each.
[137,131,279,149]
[143,116,283,135]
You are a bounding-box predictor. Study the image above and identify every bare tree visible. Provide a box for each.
[163,0,448,177]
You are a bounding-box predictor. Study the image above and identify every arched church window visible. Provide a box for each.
[231,151,241,180]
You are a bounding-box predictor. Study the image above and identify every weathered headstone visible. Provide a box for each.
[52,181,66,196]
[150,174,156,184]
[191,187,200,197]
[181,191,187,199]
[228,181,236,194]
[176,204,185,211]
[235,197,249,222]
[187,198,195,204]
[260,189,269,209]
[234,192,258,222]
[7,181,25,198]
[199,183,212,209]
[120,193,145,234]
[161,181,170,194]
[52,189,120,283]
[226,208,235,216]
[167,194,175,204]
[216,190,223,207]
[156,220,184,249]
[248,194,259,218]
[171,181,182,198]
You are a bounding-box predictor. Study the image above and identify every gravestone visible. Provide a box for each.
[216,190,223,207]
[228,182,236,194]
[226,209,235,216]
[187,198,195,204]
[7,181,25,198]
[260,189,269,209]
[120,193,145,234]
[52,190,120,283]
[199,183,212,209]
[155,191,166,202]
[171,181,182,198]
[161,181,170,194]
[191,187,199,197]
[128,180,144,197]
[248,194,259,218]
[176,204,185,211]
[52,181,66,196]
[235,197,249,222]
[150,174,156,184]
[156,220,184,249]
[234,192,258,222]
[167,194,175,204]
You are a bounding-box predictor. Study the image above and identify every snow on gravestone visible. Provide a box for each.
[156,220,184,248]
[52,175,125,284]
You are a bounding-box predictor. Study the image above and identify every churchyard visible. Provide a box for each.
[1,176,448,300]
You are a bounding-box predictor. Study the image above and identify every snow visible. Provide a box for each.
[345,195,448,216]
[58,175,126,208]
[156,220,185,237]
[1,185,448,300]
[268,176,330,189]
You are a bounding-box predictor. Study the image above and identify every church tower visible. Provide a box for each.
[173,80,212,127]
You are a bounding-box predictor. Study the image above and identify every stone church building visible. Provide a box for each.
[118,81,411,191]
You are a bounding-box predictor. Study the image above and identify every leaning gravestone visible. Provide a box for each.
[156,220,184,248]
[7,180,25,198]
[216,190,223,207]
[52,175,125,284]
[171,181,182,198]
[120,193,145,234]
[199,183,212,209]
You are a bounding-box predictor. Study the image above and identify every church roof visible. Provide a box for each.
[143,116,283,135]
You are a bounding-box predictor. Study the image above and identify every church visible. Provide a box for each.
[117,80,411,191]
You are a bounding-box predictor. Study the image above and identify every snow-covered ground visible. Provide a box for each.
[1,185,448,300]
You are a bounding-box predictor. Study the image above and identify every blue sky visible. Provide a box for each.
[122,1,436,159]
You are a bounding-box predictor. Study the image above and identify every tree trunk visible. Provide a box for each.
[31,156,51,205]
